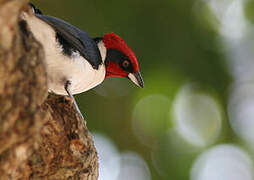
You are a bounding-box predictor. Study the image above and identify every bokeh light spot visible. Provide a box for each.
[228,83,254,150]
[93,133,151,180]
[117,152,151,180]
[93,133,121,180]
[132,94,171,147]
[191,144,254,180]
[173,84,222,147]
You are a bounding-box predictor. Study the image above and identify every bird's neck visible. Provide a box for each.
[96,40,107,64]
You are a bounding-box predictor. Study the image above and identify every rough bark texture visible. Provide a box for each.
[0,0,98,179]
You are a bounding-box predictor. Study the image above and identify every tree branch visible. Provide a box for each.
[0,1,98,179]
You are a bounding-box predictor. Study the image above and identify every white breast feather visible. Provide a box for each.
[22,13,106,95]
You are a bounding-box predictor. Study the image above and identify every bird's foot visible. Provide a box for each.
[64,80,85,120]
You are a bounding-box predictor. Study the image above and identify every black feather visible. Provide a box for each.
[29,3,43,14]
[106,49,134,73]
[56,33,75,56]
[31,9,102,69]
[93,37,103,44]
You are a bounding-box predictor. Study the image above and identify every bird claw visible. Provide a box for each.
[64,81,85,120]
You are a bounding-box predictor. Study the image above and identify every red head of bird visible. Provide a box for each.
[103,32,144,88]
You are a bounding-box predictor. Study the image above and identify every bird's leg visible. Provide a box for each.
[64,80,84,120]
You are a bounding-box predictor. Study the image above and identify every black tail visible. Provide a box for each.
[29,2,43,14]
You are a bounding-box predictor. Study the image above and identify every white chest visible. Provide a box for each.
[46,52,106,95]
[23,14,106,95]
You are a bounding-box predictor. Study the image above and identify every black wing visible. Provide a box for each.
[34,12,102,69]
[29,3,43,14]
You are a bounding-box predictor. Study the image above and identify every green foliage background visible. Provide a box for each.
[31,0,254,179]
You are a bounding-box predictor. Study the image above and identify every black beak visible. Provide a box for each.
[128,71,144,88]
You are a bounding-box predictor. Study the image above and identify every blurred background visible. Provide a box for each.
[32,0,254,179]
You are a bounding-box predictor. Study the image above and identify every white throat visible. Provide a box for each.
[97,41,107,63]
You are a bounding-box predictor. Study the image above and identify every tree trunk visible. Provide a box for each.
[0,0,98,179]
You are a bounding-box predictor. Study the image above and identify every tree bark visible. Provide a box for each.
[0,0,98,179]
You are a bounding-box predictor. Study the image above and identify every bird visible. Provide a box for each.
[22,3,144,119]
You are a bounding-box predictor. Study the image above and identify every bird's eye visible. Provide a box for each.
[122,60,130,68]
